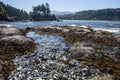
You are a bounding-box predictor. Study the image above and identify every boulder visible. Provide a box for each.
[0,35,36,55]
[0,27,23,38]
[75,28,91,34]
[0,27,36,80]
[0,60,15,80]
[94,30,111,35]
[115,35,120,44]
[0,35,33,43]
[70,42,94,60]
[69,42,120,79]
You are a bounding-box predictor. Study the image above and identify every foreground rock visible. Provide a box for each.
[0,27,23,38]
[8,33,113,80]
[25,25,120,79]
[70,42,94,60]
[0,26,36,80]
[0,35,36,55]
[70,42,120,80]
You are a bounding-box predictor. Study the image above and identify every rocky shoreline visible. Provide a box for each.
[0,25,120,80]
[0,26,36,79]
[9,32,113,80]
[23,25,120,79]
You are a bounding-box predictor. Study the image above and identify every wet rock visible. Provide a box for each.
[0,27,23,38]
[115,35,120,44]
[92,75,112,80]
[75,26,92,34]
[20,26,120,79]
[0,35,36,55]
[0,35,33,44]
[34,59,41,64]
[26,26,120,79]
[94,30,112,35]
[70,43,120,79]
[8,34,113,80]
[70,42,94,60]
[91,35,118,46]
[3,25,120,80]
[0,60,15,80]
[0,27,36,80]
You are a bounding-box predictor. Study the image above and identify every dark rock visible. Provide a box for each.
[0,60,15,80]
[34,59,41,64]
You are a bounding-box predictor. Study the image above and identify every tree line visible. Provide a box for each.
[0,1,56,21]
[0,1,29,20]
[57,8,120,20]
[1,1,120,21]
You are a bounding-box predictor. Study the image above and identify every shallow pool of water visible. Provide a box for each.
[8,32,112,80]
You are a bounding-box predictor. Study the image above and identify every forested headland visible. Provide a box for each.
[0,1,29,21]
[0,1,120,21]
[0,1,57,21]
[57,8,120,20]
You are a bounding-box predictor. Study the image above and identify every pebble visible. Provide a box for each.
[8,32,112,80]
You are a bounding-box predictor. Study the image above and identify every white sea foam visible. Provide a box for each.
[93,28,120,34]
[0,24,13,27]
[70,24,77,27]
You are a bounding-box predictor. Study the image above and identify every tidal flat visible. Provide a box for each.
[0,25,120,80]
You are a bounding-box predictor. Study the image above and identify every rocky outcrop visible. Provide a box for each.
[8,33,113,80]
[0,35,36,55]
[70,42,94,59]
[32,26,119,46]
[26,25,120,79]
[0,26,36,80]
[0,27,23,38]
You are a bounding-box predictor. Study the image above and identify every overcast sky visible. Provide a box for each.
[1,0,120,12]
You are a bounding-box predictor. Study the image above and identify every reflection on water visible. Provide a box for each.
[26,32,63,42]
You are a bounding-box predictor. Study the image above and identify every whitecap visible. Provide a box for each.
[93,28,120,34]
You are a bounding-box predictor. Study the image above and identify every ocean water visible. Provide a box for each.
[0,20,120,34]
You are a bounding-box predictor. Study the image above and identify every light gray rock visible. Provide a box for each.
[115,35,120,43]
[94,30,111,35]
[0,35,34,44]
[91,75,112,80]
[0,27,22,38]
[70,42,94,59]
